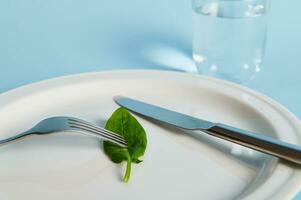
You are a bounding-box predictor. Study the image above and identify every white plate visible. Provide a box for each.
[0,70,300,200]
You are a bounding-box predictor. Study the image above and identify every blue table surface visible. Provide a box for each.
[1,0,301,199]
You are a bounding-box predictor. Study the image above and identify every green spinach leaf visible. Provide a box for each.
[103,107,147,182]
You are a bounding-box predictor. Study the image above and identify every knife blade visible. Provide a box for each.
[114,96,214,130]
[114,96,301,165]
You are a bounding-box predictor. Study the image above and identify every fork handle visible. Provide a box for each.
[0,131,33,145]
[206,123,301,165]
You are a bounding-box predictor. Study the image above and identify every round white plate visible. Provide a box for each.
[0,70,300,200]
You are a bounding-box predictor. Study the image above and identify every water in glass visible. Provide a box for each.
[193,0,267,83]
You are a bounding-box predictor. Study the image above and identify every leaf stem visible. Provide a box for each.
[123,156,131,183]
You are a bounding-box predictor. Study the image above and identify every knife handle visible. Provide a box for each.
[206,123,301,165]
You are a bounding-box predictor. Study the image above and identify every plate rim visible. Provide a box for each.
[0,69,300,199]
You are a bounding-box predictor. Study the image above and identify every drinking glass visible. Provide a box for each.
[192,0,269,83]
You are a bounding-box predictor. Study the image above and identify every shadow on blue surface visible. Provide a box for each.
[111,31,196,72]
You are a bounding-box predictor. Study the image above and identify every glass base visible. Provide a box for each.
[194,61,258,84]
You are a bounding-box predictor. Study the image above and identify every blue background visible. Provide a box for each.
[0,0,300,198]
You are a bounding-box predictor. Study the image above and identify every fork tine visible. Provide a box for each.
[69,122,126,144]
[68,120,127,146]
[67,118,125,141]
[68,121,125,141]
[68,119,124,140]
[69,124,127,146]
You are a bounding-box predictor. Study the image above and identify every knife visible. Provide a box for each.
[115,96,301,165]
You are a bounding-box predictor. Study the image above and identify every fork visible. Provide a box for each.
[0,117,127,147]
